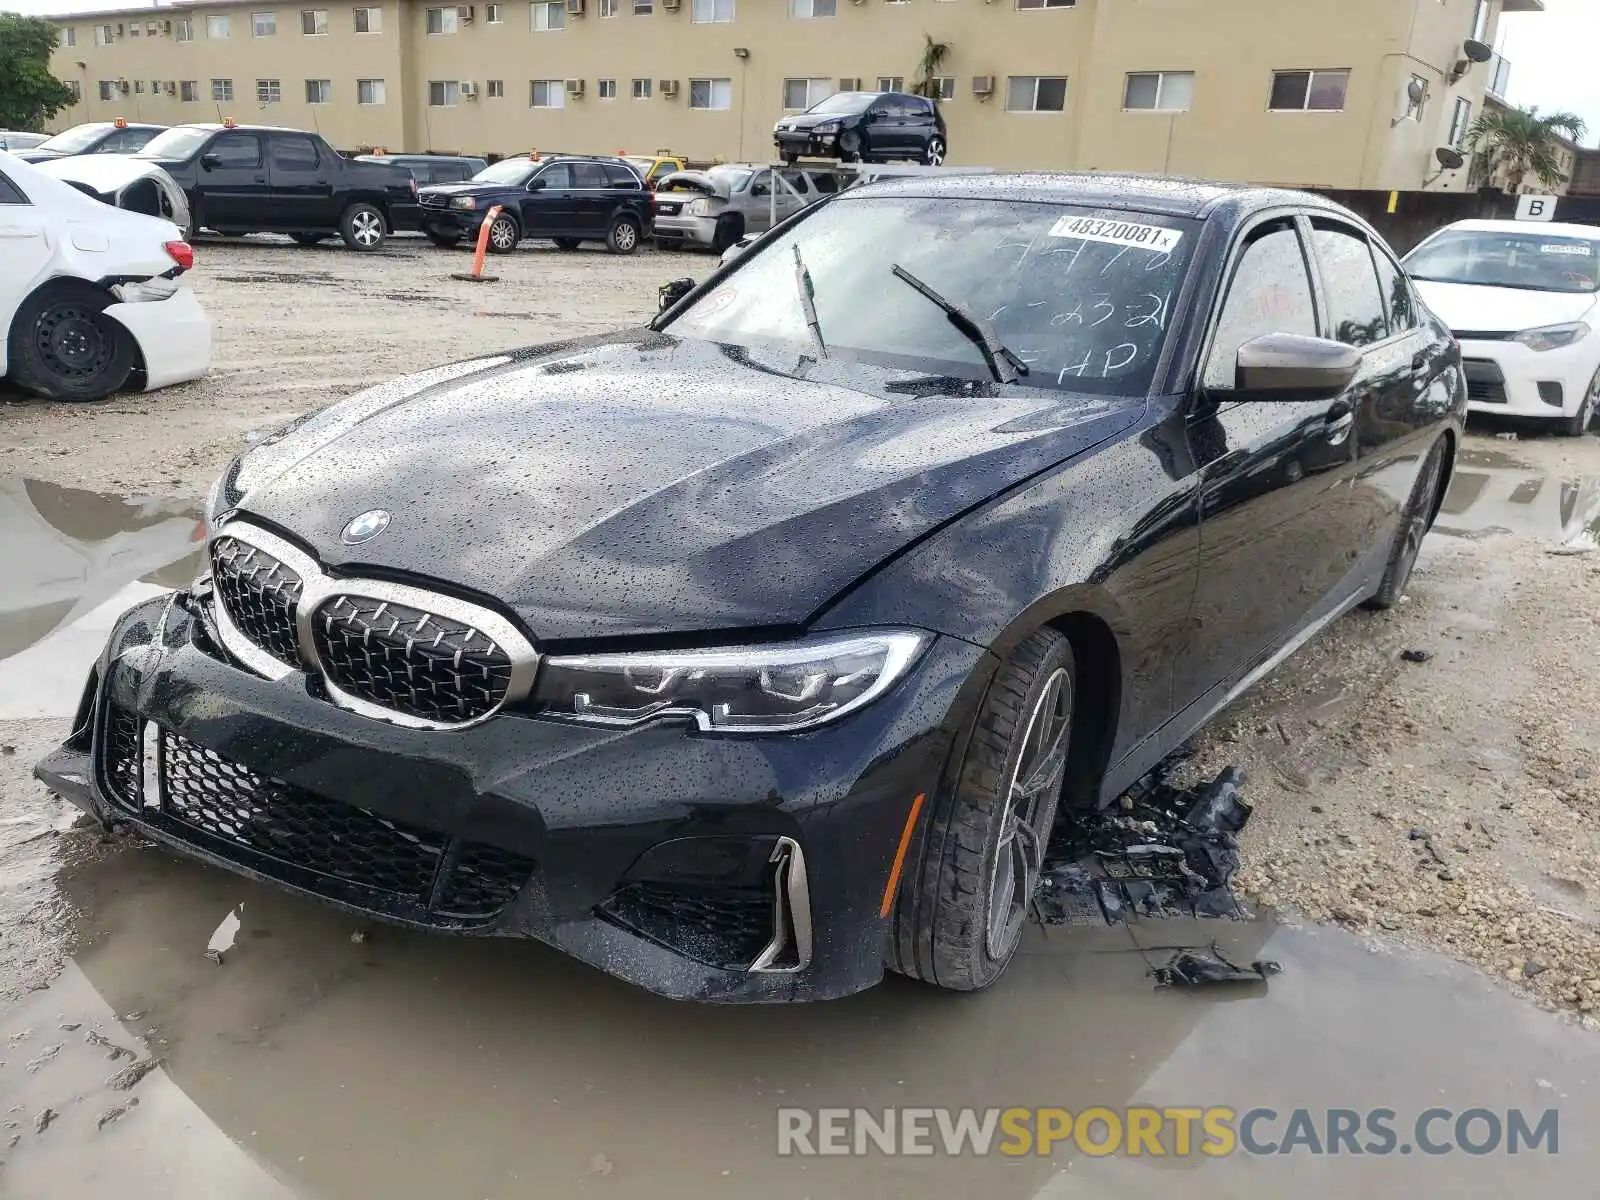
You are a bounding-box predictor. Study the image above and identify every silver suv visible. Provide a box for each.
[651,164,844,253]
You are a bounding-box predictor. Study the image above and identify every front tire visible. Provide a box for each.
[710,213,743,254]
[1561,370,1599,436]
[484,212,520,254]
[1365,437,1446,610]
[923,136,947,167]
[891,629,1076,991]
[6,281,136,402]
[607,215,641,255]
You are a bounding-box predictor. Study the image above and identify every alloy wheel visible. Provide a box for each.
[984,666,1073,958]
[613,222,638,252]
[490,217,517,251]
[926,138,946,166]
[351,210,383,248]
[35,303,112,382]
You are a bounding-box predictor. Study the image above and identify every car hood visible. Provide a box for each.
[14,149,67,163]
[1411,279,1599,334]
[227,332,1140,641]
[775,113,855,132]
[417,181,506,199]
[655,171,729,199]
[35,154,168,191]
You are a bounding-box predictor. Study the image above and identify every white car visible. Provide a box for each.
[1405,218,1600,436]
[0,149,210,402]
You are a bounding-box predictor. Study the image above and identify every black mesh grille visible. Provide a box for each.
[102,705,144,811]
[599,883,774,971]
[211,537,306,668]
[436,843,537,917]
[313,595,513,724]
[160,729,448,898]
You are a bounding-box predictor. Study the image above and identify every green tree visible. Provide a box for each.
[910,35,951,101]
[1466,104,1588,193]
[0,14,74,132]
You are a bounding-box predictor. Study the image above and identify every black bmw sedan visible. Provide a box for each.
[38,175,1462,1003]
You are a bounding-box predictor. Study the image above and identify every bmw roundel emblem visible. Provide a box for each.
[342,509,391,544]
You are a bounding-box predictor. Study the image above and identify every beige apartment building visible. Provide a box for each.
[46,0,1541,192]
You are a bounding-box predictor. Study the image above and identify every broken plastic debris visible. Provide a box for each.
[205,905,243,964]
[96,1098,140,1129]
[106,1057,162,1091]
[33,1108,58,1135]
[1150,945,1283,989]
[1400,649,1432,663]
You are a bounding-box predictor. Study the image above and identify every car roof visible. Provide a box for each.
[850,171,1356,221]
[363,153,482,163]
[1429,218,1600,238]
[172,123,307,134]
[58,121,164,132]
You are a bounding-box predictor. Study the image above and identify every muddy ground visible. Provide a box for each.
[2,237,1599,1197]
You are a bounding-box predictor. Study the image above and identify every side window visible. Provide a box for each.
[0,169,27,205]
[533,163,571,189]
[649,162,675,184]
[269,135,320,171]
[1371,246,1417,334]
[602,164,640,187]
[781,170,809,194]
[211,133,263,168]
[105,128,151,152]
[441,162,471,182]
[811,172,839,194]
[1311,222,1389,347]
[750,171,771,198]
[913,97,934,121]
[573,162,609,189]
[1203,220,1318,391]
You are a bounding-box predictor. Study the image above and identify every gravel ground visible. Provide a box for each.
[2,236,1598,1028]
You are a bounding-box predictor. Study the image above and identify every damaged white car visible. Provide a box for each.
[0,150,210,401]
[33,155,192,235]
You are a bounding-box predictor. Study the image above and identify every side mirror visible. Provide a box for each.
[199,152,220,170]
[658,277,695,312]
[1234,332,1360,400]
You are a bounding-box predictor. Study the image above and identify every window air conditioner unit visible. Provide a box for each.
[458,5,474,21]
[118,79,130,94]
[460,81,478,97]
[567,0,585,13]
[165,81,176,95]
[971,75,994,97]
[838,76,861,91]
[662,0,680,10]
[566,77,585,95]
[660,78,679,97]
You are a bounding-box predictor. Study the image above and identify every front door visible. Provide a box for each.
[195,132,268,229]
[1174,215,1363,712]
[522,162,574,236]
[266,133,335,229]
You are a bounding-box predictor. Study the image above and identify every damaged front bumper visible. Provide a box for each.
[37,591,980,1002]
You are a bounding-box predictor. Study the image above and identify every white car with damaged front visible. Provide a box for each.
[0,149,209,402]
[1405,219,1600,436]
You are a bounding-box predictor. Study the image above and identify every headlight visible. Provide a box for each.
[450,196,477,211]
[814,121,841,135]
[1510,321,1590,352]
[529,630,929,733]
[686,197,712,217]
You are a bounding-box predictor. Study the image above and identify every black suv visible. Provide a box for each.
[774,91,947,166]
[416,154,653,254]
[131,123,419,250]
[15,120,166,163]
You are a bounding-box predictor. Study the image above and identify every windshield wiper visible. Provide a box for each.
[793,244,827,359]
[889,264,1028,384]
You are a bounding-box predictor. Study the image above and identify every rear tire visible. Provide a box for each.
[553,237,582,251]
[484,212,520,254]
[607,215,641,255]
[6,281,136,402]
[425,230,463,249]
[1365,438,1446,611]
[923,136,947,167]
[891,628,1076,991]
[290,233,327,246]
[339,203,388,251]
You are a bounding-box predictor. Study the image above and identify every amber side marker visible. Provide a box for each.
[879,792,927,919]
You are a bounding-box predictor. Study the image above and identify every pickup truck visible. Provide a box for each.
[131,123,418,250]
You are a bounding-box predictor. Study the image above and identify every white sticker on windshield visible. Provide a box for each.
[1048,216,1184,254]
[1540,243,1594,256]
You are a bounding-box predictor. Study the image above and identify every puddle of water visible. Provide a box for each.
[1434,451,1600,547]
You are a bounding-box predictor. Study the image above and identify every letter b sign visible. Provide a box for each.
[1517,194,1556,222]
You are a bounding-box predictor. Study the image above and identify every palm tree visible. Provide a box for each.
[1465,105,1587,193]
[910,35,951,101]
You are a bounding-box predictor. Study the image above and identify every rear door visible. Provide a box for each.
[266,132,335,229]
[195,131,267,228]
[0,166,53,367]
[570,161,613,234]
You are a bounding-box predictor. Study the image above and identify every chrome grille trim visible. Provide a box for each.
[207,520,539,731]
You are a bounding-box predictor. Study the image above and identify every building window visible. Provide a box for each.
[791,0,834,16]
[1471,0,1490,41]
[1016,0,1074,8]
[213,78,234,100]
[134,81,144,94]
[1269,69,1349,112]
[207,14,230,37]
[175,17,193,40]
[934,76,956,101]
[632,77,652,98]
[427,7,459,33]
[150,78,161,93]
[600,0,618,14]
[1449,97,1472,148]
[634,0,652,9]
[252,11,276,36]
[530,79,565,108]
[65,80,82,101]
[1123,71,1194,112]
[428,80,462,106]
[62,27,76,46]
[487,3,503,19]
[357,77,386,104]
[354,6,382,32]
[148,21,159,34]
[257,77,282,103]
[1402,72,1427,122]
[530,2,564,29]
[95,23,112,43]
[1006,75,1068,112]
[689,77,733,109]
[487,78,505,97]
[130,23,140,36]
[301,9,329,34]
[306,78,332,103]
[97,81,114,101]
[876,75,904,92]
[180,80,199,101]
[783,78,832,110]
[691,0,733,23]
[598,78,618,99]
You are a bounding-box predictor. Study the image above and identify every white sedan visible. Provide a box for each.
[1405,218,1600,436]
[0,149,210,402]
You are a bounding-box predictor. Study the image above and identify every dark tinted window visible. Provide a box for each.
[1312,222,1388,347]
[1204,220,1317,390]
[534,163,571,188]
[210,133,262,168]
[602,163,641,187]
[1371,247,1416,332]
[780,170,809,194]
[0,169,26,204]
[573,162,609,189]
[437,161,472,181]
[810,172,839,194]
[104,127,156,152]
[908,96,934,119]
[269,134,319,171]
[406,162,435,184]
[750,171,772,197]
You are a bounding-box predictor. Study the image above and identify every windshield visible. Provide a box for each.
[35,124,112,154]
[667,196,1197,395]
[1405,229,1600,294]
[135,127,213,160]
[472,158,536,184]
[807,92,874,116]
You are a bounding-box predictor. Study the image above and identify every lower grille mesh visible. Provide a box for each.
[599,883,775,971]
